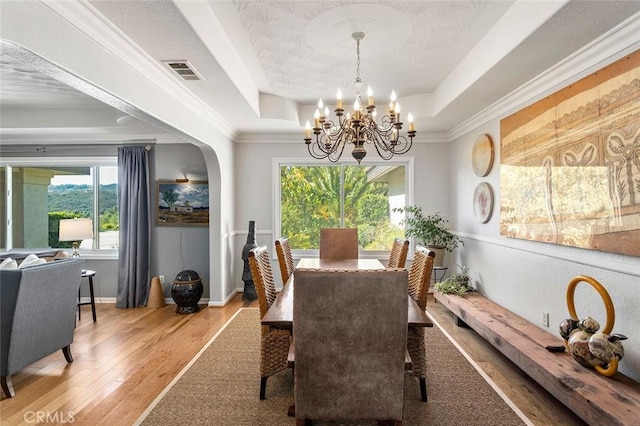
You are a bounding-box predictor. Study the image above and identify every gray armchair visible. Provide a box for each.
[293,268,408,424]
[1,259,83,397]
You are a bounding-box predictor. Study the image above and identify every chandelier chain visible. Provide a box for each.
[356,38,361,83]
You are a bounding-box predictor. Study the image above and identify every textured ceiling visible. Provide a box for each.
[231,0,513,102]
[0,54,104,107]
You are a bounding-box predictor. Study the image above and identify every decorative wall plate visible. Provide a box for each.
[473,182,493,223]
[472,133,494,177]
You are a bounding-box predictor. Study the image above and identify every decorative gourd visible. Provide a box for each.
[559,276,627,377]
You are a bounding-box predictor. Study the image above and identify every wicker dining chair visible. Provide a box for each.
[387,238,409,268]
[319,228,358,260]
[275,237,294,285]
[406,245,436,402]
[248,245,292,400]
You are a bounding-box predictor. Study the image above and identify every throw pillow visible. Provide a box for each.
[0,257,18,269]
[54,250,71,260]
[18,254,47,268]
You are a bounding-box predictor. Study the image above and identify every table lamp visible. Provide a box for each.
[59,218,94,258]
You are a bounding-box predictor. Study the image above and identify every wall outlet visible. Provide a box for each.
[159,275,165,284]
[542,312,550,327]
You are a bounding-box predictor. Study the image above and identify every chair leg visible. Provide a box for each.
[62,345,74,363]
[259,376,268,400]
[1,375,15,398]
[296,419,312,426]
[420,378,427,402]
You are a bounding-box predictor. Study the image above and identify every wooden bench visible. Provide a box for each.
[434,291,640,426]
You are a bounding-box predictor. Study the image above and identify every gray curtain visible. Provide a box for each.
[116,146,151,308]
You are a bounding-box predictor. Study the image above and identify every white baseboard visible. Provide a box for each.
[80,297,211,305]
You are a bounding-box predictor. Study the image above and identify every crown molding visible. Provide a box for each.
[447,12,640,141]
[41,0,238,140]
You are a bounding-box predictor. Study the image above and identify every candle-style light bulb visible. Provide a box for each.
[389,90,397,112]
[353,98,361,119]
[408,113,414,131]
[305,120,311,138]
[367,86,374,106]
[336,89,343,109]
[318,99,324,110]
[314,109,320,127]
[324,106,330,117]
[395,102,401,122]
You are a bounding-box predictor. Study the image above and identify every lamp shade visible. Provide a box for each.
[59,218,94,242]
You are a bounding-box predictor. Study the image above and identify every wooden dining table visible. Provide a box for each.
[261,257,432,328]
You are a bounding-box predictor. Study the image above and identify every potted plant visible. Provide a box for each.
[394,205,462,265]
[435,265,472,295]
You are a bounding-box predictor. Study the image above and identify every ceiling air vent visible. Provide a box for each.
[161,60,203,81]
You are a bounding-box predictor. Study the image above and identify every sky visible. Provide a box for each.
[50,166,118,185]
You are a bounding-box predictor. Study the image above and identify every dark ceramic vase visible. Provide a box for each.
[171,270,203,314]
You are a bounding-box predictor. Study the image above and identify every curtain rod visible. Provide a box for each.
[0,141,156,154]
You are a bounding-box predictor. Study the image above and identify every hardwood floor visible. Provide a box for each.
[0,293,585,426]
[427,295,585,426]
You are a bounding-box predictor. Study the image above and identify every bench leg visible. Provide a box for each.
[62,345,74,363]
[1,375,15,398]
[454,314,470,328]
[260,376,268,400]
[420,378,428,402]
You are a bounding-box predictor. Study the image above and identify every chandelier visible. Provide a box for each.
[304,32,416,164]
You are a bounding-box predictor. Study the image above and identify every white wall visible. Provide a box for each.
[152,144,210,299]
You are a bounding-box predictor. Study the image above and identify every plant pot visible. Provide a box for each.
[427,246,445,266]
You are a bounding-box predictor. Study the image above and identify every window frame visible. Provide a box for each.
[273,157,414,259]
[1,156,118,255]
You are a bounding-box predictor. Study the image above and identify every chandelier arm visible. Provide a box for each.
[367,128,395,153]
[307,141,330,160]
[323,113,353,141]
[365,129,396,160]
[370,133,395,161]
[311,133,340,157]
[327,135,348,162]
[378,115,395,131]
[391,135,412,154]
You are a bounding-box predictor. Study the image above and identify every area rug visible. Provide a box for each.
[138,308,529,425]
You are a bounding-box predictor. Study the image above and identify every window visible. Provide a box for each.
[1,159,118,251]
[276,160,412,253]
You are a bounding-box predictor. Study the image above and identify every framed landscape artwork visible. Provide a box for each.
[156,181,209,226]
[500,49,640,257]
